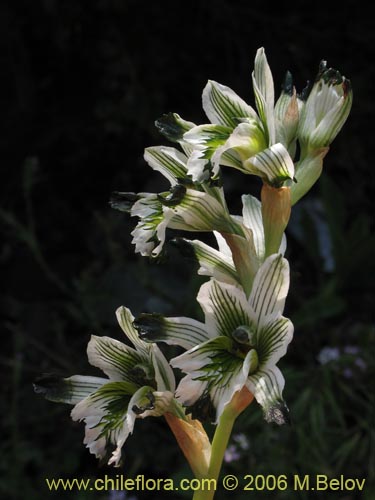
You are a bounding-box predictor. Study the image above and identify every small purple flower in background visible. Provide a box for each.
[224,433,250,463]
[233,433,250,451]
[109,492,137,500]
[317,346,340,365]
[317,345,366,379]
[224,444,241,463]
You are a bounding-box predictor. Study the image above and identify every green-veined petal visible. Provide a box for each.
[130,193,174,257]
[255,316,293,368]
[274,72,300,156]
[33,374,107,405]
[134,313,209,350]
[247,366,289,425]
[87,335,153,386]
[197,279,252,338]
[184,124,232,181]
[245,143,295,186]
[241,194,286,261]
[168,188,236,234]
[172,237,239,286]
[144,146,188,185]
[172,336,254,423]
[241,194,265,260]
[211,120,267,175]
[248,254,290,325]
[252,47,275,144]
[202,80,258,127]
[116,306,150,354]
[71,381,135,466]
[150,344,176,392]
[213,348,257,422]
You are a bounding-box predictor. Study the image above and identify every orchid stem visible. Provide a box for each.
[192,407,236,500]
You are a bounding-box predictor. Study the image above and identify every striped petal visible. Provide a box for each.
[241,194,286,260]
[245,143,295,186]
[172,336,254,423]
[150,344,176,392]
[241,194,265,261]
[274,73,300,156]
[134,313,209,350]
[184,124,232,181]
[247,366,289,425]
[202,80,258,128]
[71,381,135,466]
[248,254,290,325]
[221,230,260,296]
[144,146,188,185]
[211,121,267,175]
[168,188,235,234]
[33,374,107,405]
[211,348,257,422]
[173,237,239,286]
[87,335,152,385]
[130,193,174,257]
[255,315,293,368]
[252,47,275,144]
[197,279,252,339]
[116,306,150,354]
[220,149,244,170]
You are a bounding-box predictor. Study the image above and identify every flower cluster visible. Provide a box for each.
[35,48,351,479]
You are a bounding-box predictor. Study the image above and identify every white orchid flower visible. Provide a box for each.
[182,48,296,186]
[34,307,175,467]
[110,146,244,258]
[135,254,293,424]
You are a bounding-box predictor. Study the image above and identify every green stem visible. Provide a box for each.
[192,407,237,500]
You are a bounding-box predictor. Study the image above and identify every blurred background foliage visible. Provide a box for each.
[1,1,374,499]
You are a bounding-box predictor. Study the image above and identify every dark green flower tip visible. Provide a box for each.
[157,184,186,207]
[281,70,294,96]
[299,80,311,102]
[33,374,69,402]
[109,192,140,213]
[317,60,345,86]
[264,400,290,426]
[133,313,166,342]
[155,112,193,142]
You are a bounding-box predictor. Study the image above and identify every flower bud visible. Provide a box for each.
[298,61,352,154]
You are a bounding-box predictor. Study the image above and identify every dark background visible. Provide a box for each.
[1,1,374,499]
